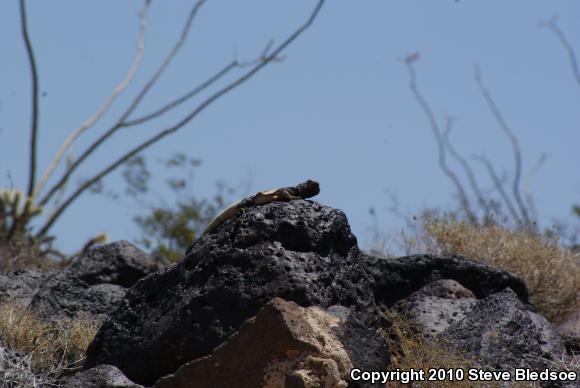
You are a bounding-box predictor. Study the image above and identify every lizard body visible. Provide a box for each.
[201,179,320,237]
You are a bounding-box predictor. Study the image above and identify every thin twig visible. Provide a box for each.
[121,0,208,122]
[19,0,40,200]
[36,0,326,237]
[122,60,238,127]
[523,153,547,225]
[474,65,531,227]
[540,15,580,87]
[404,53,478,225]
[34,0,150,198]
[39,0,207,207]
[123,41,286,128]
[442,116,492,220]
[472,155,521,224]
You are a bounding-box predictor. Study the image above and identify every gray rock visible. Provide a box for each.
[69,240,168,287]
[440,288,566,371]
[28,241,164,319]
[29,271,126,319]
[64,365,144,388]
[403,279,476,300]
[363,253,530,306]
[395,280,477,336]
[0,269,48,306]
[85,200,378,386]
[327,305,391,383]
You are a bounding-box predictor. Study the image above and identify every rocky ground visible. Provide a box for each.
[0,200,578,387]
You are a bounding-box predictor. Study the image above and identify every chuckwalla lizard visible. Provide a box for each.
[201,179,320,237]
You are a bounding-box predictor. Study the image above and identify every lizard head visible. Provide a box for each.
[297,179,320,198]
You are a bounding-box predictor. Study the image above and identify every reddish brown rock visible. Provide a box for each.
[153,298,389,388]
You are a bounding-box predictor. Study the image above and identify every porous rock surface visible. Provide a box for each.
[69,240,168,287]
[153,298,389,388]
[363,253,529,306]
[29,272,126,319]
[64,365,144,388]
[85,200,378,385]
[394,279,477,336]
[29,240,164,319]
[440,288,566,371]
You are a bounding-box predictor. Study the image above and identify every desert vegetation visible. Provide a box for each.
[1,0,579,386]
[0,302,99,386]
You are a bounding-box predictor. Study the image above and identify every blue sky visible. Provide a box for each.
[1,0,579,254]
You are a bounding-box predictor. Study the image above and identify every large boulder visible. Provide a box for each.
[85,200,378,385]
[363,253,529,306]
[68,240,168,287]
[440,288,566,372]
[153,298,389,388]
[29,241,164,319]
[29,272,126,319]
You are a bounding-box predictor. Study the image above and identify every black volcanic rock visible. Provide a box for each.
[85,200,377,385]
[69,240,168,287]
[440,288,566,372]
[363,253,529,306]
[29,272,126,319]
[28,241,165,319]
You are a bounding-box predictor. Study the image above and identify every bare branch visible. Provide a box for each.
[404,54,478,225]
[523,153,547,225]
[540,15,580,87]
[122,60,238,127]
[442,116,492,220]
[120,0,208,121]
[39,0,207,207]
[472,155,521,224]
[236,40,286,67]
[34,0,150,198]
[36,0,326,237]
[474,65,531,227]
[19,0,40,200]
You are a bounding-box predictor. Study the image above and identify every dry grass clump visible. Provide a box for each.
[0,302,100,383]
[403,216,580,323]
[1,346,47,388]
[384,310,537,388]
[536,352,579,382]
